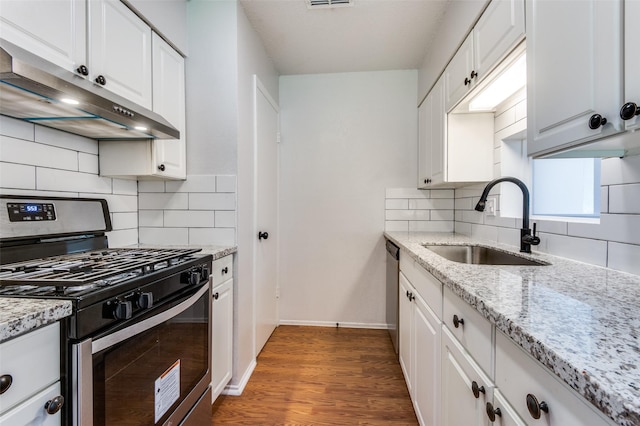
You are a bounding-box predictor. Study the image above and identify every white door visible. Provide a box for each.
[254,77,279,355]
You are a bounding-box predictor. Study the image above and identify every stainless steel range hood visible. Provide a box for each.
[0,39,179,140]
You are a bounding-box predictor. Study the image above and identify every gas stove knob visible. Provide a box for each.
[181,270,201,285]
[201,266,210,281]
[114,301,132,320]
[137,292,154,309]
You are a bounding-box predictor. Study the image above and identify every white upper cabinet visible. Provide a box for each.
[89,0,153,110]
[445,0,525,112]
[151,33,186,179]
[0,0,86,72]
[624,0,640,131]
[418,77,445,188]
[526,0,624,157]
[99,34,186,180]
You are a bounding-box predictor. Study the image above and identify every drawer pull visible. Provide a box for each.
[453,314,464,328]
[486,402,502,422]
[526,393,549,419]
[471,380,485,398]
[222,266,229,274]
[213,292,219,300]
[0,374,12,394]
[44,395,64,415]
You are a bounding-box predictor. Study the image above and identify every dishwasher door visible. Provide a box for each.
[385,240,400,354]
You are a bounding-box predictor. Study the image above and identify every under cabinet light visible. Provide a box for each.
[469,54,526,112]
[61,98,79,105]
[134,126,148,131]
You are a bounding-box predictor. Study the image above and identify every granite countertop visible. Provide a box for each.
[0,299,72,343]
[385,231,640,426]
[124,244,237,261]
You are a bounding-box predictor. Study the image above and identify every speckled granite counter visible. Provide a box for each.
[124,244,237,260]
[385,231,640,426]
[0,298,72,343]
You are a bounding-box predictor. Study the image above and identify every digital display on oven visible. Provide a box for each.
[7,202,56,222]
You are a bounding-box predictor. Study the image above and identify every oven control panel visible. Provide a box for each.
[7,202,56,222]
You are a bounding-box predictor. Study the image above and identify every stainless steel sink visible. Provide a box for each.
[423,244,548,266]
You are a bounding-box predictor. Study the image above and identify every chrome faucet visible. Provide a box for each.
[474,177,540,253]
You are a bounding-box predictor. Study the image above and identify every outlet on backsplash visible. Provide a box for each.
[485,196,496,216]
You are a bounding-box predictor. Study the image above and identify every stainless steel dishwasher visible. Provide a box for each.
[385,239,400,354]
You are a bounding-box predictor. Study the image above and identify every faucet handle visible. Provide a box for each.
[530,222,541,245]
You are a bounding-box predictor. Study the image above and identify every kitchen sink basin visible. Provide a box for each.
[422,244,548,266]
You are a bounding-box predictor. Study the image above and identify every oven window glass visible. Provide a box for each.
[92,290,209,425]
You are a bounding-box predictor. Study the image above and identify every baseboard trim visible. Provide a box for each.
[222,358,257,396]
[278,320,388,330]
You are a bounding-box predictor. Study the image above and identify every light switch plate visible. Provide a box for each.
[485,197,496,216]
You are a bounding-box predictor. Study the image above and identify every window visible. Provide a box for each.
[532,158,601,218]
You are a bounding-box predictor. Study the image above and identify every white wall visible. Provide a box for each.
[0,116,138,247]
[278,70,417,327]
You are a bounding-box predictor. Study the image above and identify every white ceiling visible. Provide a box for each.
[239,0,450,75]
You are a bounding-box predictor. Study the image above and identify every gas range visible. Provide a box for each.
[0,195,213,426]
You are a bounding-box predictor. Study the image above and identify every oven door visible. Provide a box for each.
[72,283,211,426]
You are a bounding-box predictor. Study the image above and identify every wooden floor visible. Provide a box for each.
[211,325,418,425]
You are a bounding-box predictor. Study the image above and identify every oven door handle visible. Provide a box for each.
[91,284,209,354]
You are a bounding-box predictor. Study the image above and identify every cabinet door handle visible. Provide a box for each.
[258,231,269,240]
[588,113,607,129]
[464,77,472,86]
[222,267,229,274]
[95,75,107,86]
[471,380,485,398]
[158,164,166,172]
[470,70,478,79]
[213,292,219,300]
[44,395,64,415]
[486,402,502,422]
[620,102,640,120]
[0,374,12,394]
[526,393,549,419]
[76,65,89,76]
[409,292,415,302]
[453,314,464,328]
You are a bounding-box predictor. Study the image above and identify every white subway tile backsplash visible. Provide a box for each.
[385,221,409,232]
[139,210,164,227]
[139,193,188,210]
[471,224,499,242]
[0,116,34,140]
[495,108,516,132]
[430,189,454,198]
[166,175,217,193]
[1,135,78,171]
[189,228,235,246]
[542,233,607,267]
[164,210,216,228]
[139,227,189,245]
[112,179,138,196]
[386,209,430,221]
[497,227,521,247]
[138,181,165,192]
[454,221,472,235]
[410,198,455,210]
[106,229,138,248]
[568,214,640,245]
[35,125,98,154]
[455,197,473,210]
[430,210,455,221]
[607,242,640,276]
[601,155,640,186]
[484,215,517,228]
[88,194,138,213]
[216,175,237,193]
[386,188,430,199]
[461,210,484,225]
[601,186,609,214]
[0,163,35,189]
[214,211,236,228]
[189,193,236,210]
[609,184,640,214]
[386,199,409,209]
[111,212,138,230]
[409,221,454,232]
[535,219,568,235]
[78,153,99,174]
[37,168,113,193]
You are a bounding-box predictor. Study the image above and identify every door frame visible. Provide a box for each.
[252,75,280,357]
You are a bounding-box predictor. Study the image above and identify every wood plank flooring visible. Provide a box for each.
[211,325,418,425]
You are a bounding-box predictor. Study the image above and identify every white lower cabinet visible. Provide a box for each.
[399,261,442,426]
[495,331,616,426]
[0,323,62,425]
[211,255,234,403]
[490,390,527,426]
[441,326,492,426]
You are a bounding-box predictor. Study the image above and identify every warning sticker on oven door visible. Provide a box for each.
[154,359,181,423]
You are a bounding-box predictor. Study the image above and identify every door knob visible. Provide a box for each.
[588,113,607,129]
[620,102,640,120]
[258,231,269,240]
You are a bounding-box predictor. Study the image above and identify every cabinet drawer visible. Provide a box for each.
[495,331,616,425]
[443,287,493,376]
[211,255,233,287]
[0,381,62,426]
[0,323,60,415]
[399,254,442,319]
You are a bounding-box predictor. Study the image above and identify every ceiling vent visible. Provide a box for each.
[307,0,353,9]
